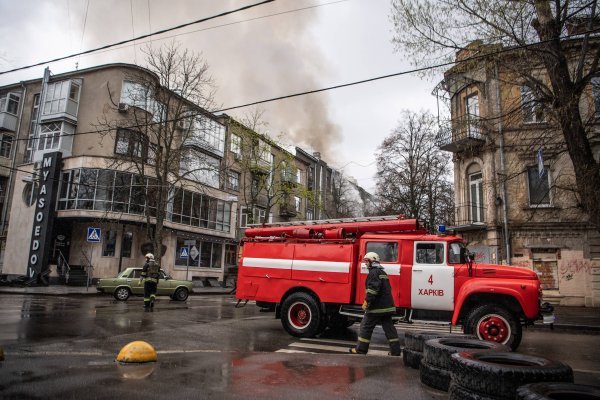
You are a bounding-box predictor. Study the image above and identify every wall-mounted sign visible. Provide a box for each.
[87,227,101,243]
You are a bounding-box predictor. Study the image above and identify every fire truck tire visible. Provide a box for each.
[516,383,600,400]
[420,361,451,391]
[402,348,422,369]
[450,351,574,400]
[449,383,501,400]
[423,337,509,371]
[463,304,522,350]
[280,292,323,338]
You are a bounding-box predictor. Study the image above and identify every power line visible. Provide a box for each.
[0,0,275,76]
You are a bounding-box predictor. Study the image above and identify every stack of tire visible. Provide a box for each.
[420,337,509,391]
[403,331,475,369]
[448,351,580,400]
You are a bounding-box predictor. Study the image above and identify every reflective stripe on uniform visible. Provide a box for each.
[378,275,389,279]
[389,338,400,342]
[366,288,378,295]
[358,336,370,343]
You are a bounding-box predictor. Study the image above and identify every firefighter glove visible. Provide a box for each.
[361,300,368,310]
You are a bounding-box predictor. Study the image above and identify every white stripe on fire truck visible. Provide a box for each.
[242,257,350,273]
[360,263,401,276]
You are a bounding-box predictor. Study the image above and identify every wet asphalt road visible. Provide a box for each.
[0,294,599,399]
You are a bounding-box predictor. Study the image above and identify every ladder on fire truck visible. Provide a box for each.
[247,214,407,228]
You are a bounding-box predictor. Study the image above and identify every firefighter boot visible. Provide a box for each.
[388,338,401,356]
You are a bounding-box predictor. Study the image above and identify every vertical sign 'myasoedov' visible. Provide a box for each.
[27,152,62,283]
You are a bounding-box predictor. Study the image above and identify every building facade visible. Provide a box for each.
[436,42,600,306]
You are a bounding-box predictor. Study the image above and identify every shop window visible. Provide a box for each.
[365,242,398,263]
[527,166,551,207]
[211,243,222,269]
[102,230,117,257]
[415,243,445,264]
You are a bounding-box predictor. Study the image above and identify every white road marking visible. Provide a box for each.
[288,341,389,357]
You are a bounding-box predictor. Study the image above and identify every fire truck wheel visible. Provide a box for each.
[516,382,600,400]
[463,304,522,350]
[450,351,573,400]
[281,292,323,338]
[423,337,509,371]
[420,361,451,391]
[402,348,422,369]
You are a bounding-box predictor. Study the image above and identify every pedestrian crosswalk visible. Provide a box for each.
[276,323,466,356]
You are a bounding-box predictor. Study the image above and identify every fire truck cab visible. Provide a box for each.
[236,216,552,350]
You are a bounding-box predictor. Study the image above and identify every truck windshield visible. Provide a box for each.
[448,242,467,264]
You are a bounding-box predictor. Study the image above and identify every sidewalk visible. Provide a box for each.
[0,285,598,332]
[0,284,233,296]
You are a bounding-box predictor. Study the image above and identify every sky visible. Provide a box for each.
[0,0,441,192]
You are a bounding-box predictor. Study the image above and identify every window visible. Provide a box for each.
[120,81,151,111]
[43,80,80,116]
[415,243,445,264]
[448,242,466,264]
[0,93,20,115]
[227,171,240,191]
[306,210,313,220]
[121,232,133,258]
[240,206,248,228]
[0,135,13,158]
[102,230,117,257]
[115,129,147,159]
[181,150,220,188]
[521,86,546,123]
[593,77,600,114]
[225,244,237,266]
[294,196,301,212]
[527,166,551,206]
[366,242,398,262]
[38,122,61,150]
[231,134,241,155]
[25,94,40,162]
[469,171,484,223]
[466,94,481,138]
[296,169,302,185]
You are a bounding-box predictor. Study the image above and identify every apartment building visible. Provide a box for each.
[0,63,237,284]
[436,41,600,306]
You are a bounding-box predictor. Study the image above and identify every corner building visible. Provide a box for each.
[0,64,237,283]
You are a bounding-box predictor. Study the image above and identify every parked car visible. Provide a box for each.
[97,267,192,301]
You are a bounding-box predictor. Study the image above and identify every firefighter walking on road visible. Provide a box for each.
[140,253,160,312]
[350,252,401,356]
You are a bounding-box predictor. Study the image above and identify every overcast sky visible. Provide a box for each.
[0,0,440,192]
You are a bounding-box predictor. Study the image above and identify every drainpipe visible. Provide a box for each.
[494,63,511,265]
[0,83,27,247]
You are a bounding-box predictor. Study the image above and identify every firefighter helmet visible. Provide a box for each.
[364,252,380,262]
[145,253,155,260]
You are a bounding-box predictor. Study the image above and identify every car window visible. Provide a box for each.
[448,242,465,264]
[117,270,130,278]
[366,242,398,262]
[160,270,168,279]
[131,269,142,278]
[415,243,445,264]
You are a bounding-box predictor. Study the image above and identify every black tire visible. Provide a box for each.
[423,337,509,370]
[280,292,323,338]
[114,287,130,301]
[402,348,422,369]
[449,383,501,400]
[405,331,475,352]
[420,361,451,392]
[450,351,574,400]
[463,304,522,350]
[173,287,189,301]
[516,382,600,400]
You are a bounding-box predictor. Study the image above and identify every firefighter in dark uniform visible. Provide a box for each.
[349,252,401,356]
[140,253,160,311]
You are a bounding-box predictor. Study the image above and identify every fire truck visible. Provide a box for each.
[236,216,554,350]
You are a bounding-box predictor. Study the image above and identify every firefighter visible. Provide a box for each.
[349,252,401,356]
[140,253,160,311]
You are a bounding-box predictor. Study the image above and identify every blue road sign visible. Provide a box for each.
[180,247,189,258]
[87,227,101,243]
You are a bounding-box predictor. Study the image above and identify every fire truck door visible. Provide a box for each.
[410,242,454,311]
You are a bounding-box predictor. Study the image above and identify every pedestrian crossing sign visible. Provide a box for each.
[87,227,101,243]
[180,247,189,258]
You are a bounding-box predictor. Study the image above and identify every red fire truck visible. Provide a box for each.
[236,216,554,350]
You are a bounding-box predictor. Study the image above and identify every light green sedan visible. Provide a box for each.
[97,267,193,301]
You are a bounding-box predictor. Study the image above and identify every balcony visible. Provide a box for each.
[0,112,17,132]
[279,203,297,218]
[281,170,298,186]
[249,159,271,175]
[447,202,487,231]
[436,116,486,153]
[39,79,81,124]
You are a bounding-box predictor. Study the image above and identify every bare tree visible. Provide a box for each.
[390,0,600,229]
[96,41,218,262]
[375,110,454,229]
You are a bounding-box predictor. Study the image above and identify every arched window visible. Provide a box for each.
[467,163,484,223]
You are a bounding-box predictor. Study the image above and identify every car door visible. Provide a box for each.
[410,241,454,311]
[157,270,172,295]
[130,269,144,295]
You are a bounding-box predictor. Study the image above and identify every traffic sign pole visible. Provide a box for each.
[186,245,190,281]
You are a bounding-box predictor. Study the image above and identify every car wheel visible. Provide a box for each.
[114,287,130,301]
[464,304,522,350]
[280,292,323,338]
[173,287,189,301]
[450,351,574,400]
